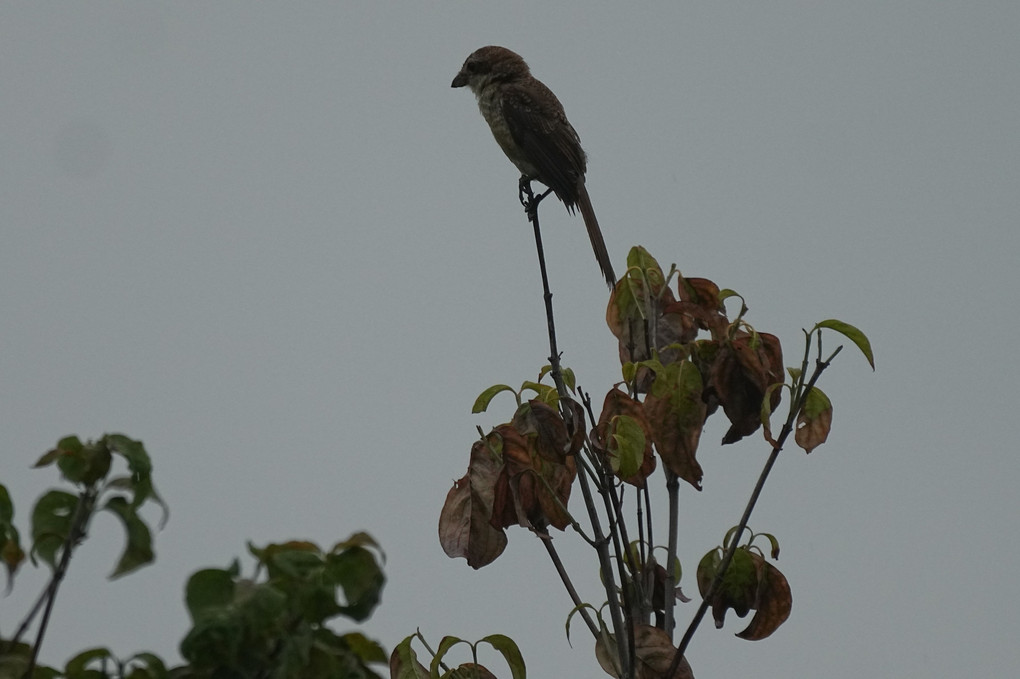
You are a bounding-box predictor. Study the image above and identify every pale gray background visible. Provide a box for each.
[2,3,1018,677]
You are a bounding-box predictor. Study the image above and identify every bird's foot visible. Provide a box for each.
[519,177,552,220]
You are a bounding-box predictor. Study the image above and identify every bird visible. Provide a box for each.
[451,46,616,287]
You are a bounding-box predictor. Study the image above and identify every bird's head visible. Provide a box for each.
[451,46,530,93]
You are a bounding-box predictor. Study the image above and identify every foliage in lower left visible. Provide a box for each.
[1,436,388,679]
[176,536,387,679]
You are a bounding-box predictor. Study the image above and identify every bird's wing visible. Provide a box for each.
[500,82,586,208]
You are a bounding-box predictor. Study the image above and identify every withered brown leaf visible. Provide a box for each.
[439,433,508,569]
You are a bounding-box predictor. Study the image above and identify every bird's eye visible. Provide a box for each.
[465,59,488,75]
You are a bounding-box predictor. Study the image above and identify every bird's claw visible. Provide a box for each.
[519,177,552,218]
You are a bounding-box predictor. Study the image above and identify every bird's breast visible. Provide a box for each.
[475,88,538,178]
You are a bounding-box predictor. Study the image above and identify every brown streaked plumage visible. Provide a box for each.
[452,46,616,287]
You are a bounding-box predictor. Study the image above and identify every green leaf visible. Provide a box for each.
[55,449,89,486]
[616,246,669,321]
[480,634,526,679]
[0,643,32,679]
[104,434,150,475]
[35,668,63,679]
[58,435,84,451]
[124,653,169,679]
[561,367,576,393]
[759,532,781,559]
[102,496,154,577]
[801,385,832,419]
[67,441,114,486]
[179,611,244,668]
[184,568,237,621]
[340,631,388,664]
[610,415,645,480]
[643,358,706,488]
[0,484,25,589]
[625,245,663,275]
[471,384,516,413]
[1,524,25,591]
[537,365,576,394]
[722,525,748,551]
[34,436,82,469]
[565,603,599,646]
[520,380,557,407]
[760,382,788,444]
[638,358,668,389]
[104,434,169,527]
[265,546,324,579]
[30,490,79,569]
[329,546,385,622]
[725,548,758,589]
[253,543,341,624]
[717,548,758,614]
[389,636,430,679]
[0,485,12,523]
[332,531,385,563]
[65,647,114,675]
[236,581,288,632]
[718,288,741,303]
[33,448,61,468]
[720,288,748,322]
[814,319,875,369]
[37,436,111,487]
[430,636,467,678]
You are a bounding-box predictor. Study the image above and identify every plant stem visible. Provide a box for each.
[21,487,98,677]
[539,534,599,637]
[664,469,679,636]
[524,183,632,678]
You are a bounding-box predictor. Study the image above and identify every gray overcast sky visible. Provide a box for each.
[2,3,1018,677]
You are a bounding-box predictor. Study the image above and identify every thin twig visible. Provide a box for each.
[539,532,599,637]
[21,487,98,677]
[521,180,564,396]
[663,469,680,636]
[641,482,657,623]
[524,182,631,677]
[587,446,636,670]
[414,628,450,674]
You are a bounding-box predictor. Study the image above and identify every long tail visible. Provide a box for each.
[576,180,616,287]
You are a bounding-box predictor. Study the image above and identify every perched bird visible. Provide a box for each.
[452,46,616,287]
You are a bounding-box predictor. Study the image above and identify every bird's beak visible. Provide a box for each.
[451,71,468,88]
